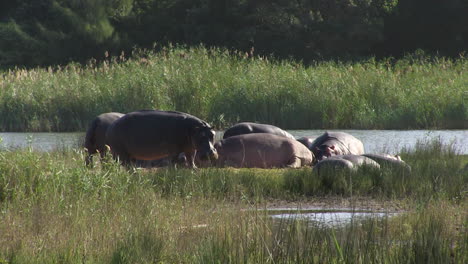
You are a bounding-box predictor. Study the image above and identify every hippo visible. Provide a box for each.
[297,136,316,150]
[84,112,124,166]
[362,153,411,173]
[105,110,218,168]
[313,154,380,174]
[222,122,295,140]
[214,133,314,168]
[310,132,364,163]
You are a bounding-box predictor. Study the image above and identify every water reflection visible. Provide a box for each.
[0,132,83,151]
[269,208,398,228]
[0,130,467,154]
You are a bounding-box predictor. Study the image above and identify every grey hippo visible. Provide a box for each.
[310,132,365,163]
[214,133,314,168]
[105,110,218,168]
[313,154,380,174]
[222,122,295,140]
[84,112,124,166]
[362,153,411,173]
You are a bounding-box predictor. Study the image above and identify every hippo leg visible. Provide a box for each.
[170,153,188,168]
[85,154,94,167]
[98,148,109,163]
[111,148,131,167]
[184,151,197,169]
[85,147,98,166]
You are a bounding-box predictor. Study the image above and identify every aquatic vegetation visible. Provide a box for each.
[0,140,466,263]
[0,47,466,131]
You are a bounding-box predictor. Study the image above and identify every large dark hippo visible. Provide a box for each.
[105,110,218,168]
[313,154,380,174]
[84,112,124,166]
[310,132,365,162]
[214,133,314,168]
[297,136,316,150]
[362,153,411,173]
[222,122,295,140]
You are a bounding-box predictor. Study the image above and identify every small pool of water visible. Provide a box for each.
[267,207,399,227]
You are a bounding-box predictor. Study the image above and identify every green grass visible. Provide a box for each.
[0,140,466,263]
[1,46,466,131]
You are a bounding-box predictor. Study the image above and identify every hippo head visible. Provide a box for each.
[191,125,218,161]
[315,144,337,161]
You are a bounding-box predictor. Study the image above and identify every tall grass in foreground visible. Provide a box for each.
[0,141,466,262]
[1,46,466,131]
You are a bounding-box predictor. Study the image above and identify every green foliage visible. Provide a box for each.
[0,0,127,67]
[384,0,468,56]
[0,47,466,131]
[0,141,466,262]
[1,0,466,67]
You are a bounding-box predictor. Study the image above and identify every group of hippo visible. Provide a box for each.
[84,110,410,174]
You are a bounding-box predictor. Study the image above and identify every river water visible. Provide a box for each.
[0,130,467,154]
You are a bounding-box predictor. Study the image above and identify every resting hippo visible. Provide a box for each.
[297,136,316,150]
[84,112,124,166]
[310,132,364,162]
[223,122,295,140]
[105,110,218,168]
[363,153,411,172]
[214,133,314,168]
[313,154,380,174]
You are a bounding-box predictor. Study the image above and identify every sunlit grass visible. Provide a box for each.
[0,140,466,263]
[1,46,466,131]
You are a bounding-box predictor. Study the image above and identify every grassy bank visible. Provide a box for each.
[1,46,466,132]
[0,140,467,262]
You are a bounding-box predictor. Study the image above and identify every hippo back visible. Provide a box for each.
[106,110,217,166]
[84,112,124,152]
[363,153,411,173]
[215,133,312,168]
[313,154,379,175]
[223,122,295,140]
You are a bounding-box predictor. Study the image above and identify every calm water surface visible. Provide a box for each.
[0,130,467,154]
[268,208,398,228]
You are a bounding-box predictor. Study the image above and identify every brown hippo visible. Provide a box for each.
[297,136,316,150]
[105,110,218,168]
[84,112,124,166]
[214,133,314,168]
[310,132,365,163]
[363,153,411,173]
[223,122,295,140]
[313,154,380,174]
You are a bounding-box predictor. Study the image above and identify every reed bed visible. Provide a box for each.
[0,139,466,263]
[1,46,466,131]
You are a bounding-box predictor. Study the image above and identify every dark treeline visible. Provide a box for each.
[0,0,467,68]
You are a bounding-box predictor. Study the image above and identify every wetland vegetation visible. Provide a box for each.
[0,139,466,263]
[1,2,466,263]
[1,46,467,132]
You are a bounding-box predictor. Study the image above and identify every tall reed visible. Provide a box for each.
[1,46,466,131]
[0,141,466,262]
